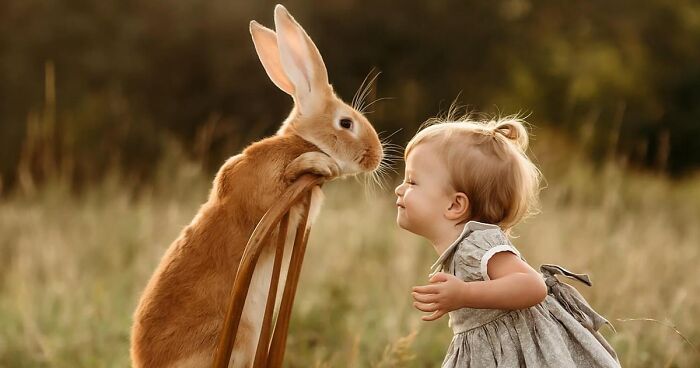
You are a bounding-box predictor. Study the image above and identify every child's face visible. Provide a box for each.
[394,142,453,238]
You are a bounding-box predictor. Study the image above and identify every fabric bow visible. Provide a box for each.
[539,264,616,334]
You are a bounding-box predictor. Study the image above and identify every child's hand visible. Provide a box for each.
[412,272,469,321]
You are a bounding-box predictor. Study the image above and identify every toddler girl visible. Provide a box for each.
[394,116,620,367]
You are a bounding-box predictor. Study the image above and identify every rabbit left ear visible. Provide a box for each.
[250,20,295,96]
[274,4,330,114]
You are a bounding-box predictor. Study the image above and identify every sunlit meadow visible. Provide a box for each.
[1,131,699,367]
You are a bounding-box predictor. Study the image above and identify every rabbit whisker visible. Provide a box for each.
[357,71,381,113]
[363,96,394,112]
[352,68,376,110]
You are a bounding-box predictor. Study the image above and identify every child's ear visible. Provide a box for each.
[445,192,469,220]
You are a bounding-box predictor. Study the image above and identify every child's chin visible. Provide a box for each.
[396,215,409,230]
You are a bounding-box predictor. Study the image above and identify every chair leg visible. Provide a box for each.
[253,212,290,367]
[267,190,313,367]
[213,175,323,368]
[212,229,274,368]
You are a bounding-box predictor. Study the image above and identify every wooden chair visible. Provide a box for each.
[213,174,325,368]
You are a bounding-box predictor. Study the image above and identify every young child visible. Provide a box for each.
[394,116,621,367]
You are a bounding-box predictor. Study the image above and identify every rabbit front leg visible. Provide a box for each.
[283,151,340,183]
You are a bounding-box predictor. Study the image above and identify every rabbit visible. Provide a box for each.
[130,4,384,368]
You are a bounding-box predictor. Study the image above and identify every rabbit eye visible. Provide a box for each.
[339,118,353,130]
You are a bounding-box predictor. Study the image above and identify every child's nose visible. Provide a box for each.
[394,183,404,196]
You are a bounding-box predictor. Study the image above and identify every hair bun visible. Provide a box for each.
[493,119,529,151]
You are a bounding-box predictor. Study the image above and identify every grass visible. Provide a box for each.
[1,139,699,367]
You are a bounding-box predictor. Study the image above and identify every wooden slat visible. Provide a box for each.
[212,174,323,368]
[267,190,313,367]
[252,212,289,367]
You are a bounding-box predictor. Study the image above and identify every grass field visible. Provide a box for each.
[1,138,699,367]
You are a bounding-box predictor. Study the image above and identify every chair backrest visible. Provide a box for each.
[213,174,325,368]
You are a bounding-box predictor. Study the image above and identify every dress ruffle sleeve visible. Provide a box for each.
[453,228,523,282]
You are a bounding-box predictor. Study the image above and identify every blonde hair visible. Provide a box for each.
[405,115,542,231]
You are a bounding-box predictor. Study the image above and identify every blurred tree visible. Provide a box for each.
[1,0,699,192]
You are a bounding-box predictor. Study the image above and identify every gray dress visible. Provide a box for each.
[430,221,621,368]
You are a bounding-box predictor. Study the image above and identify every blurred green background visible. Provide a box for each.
[3,0,700,191]
[1,0,699,367]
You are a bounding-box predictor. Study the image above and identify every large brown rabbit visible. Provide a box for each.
[130,5,384,368]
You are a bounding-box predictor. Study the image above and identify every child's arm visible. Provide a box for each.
[412,252,547,321]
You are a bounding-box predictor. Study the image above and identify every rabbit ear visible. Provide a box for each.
[250,20,295,95]
[273,4,330,114]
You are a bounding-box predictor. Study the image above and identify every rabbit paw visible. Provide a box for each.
[284,151,340,183]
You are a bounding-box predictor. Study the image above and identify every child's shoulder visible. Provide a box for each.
[430,221,518,274]
[449,222,524,281]
[462,223,512,251]
[454,221,522,263]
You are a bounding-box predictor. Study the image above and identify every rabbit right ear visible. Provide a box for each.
[250,20,296,96]
[273,5,330,114]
